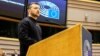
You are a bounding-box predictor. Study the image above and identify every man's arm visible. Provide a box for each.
[18,20,36,44]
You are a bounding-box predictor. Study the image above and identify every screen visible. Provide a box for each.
[0,0,25,19]
[28,0,67,26]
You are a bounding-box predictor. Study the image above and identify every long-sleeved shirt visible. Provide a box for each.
[18,17,42,56]
[18,17,42,44]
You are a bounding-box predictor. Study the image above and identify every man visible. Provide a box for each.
[18,2,42,56]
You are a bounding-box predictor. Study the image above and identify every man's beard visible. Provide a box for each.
[31,13,40,17]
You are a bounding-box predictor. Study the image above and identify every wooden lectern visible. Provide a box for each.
[26,24,92,56]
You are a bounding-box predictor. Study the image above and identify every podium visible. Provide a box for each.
[26,24,92,56]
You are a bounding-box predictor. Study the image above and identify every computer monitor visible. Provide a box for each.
[0,0,25,19]
[28,0,68,26]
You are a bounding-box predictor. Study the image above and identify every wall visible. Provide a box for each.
[67,0,100,30]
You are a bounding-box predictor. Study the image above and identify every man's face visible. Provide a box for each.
[28,4,40,17]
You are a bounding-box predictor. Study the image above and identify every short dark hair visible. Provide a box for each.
[27,2,40,9]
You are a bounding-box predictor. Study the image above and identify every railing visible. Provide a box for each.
[0,37,19,56]
[92,44,100,56]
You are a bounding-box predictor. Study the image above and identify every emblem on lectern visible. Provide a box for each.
[84,40,91,56]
